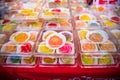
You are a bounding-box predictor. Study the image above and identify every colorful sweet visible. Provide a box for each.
[7,56,21,64]
[31,21,42,29]
[111,30,120,40]
[88,21,100,28]
[98,54,113,65]
[38,42,55,54]
[81,41,97,52]
[46,22,59,29]
[87,30,108,43]
[111,16,120,23]
[46,33,66,49]
[21,9,33,15]
[56,42,74,54]
[99,41,117,52]
[1,19,10,24]
[10,32,29,43]
[59,31,73,41]
[76,21,87,29]
[22,55,36,64]
[78,30,88,40]
[42,31,57,40]
[81,54,95,65]
[98,6,105,12]
[42,57,56,64]
[105,21,116,28]
[20,42,33,53]
[1,42,17,53]
[57,19,71,28]
[2,24,15,32]
[29,31,38,41]
[80,14,92,22]
[59,57,74,64]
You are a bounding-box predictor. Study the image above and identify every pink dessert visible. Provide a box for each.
[57,42,74,54]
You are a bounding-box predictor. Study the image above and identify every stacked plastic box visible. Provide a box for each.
[0,0,120,68]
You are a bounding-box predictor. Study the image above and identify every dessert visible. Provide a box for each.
[20,42,33,53]
[81,54,95,65]
[22,55,36,64]
[38,42,55,54]
[46,21,59,29]
[2,24,15,32]
[42,31,57,40]
[56,42,74,54]
[1,42,17,53]
[105,21,116,28]
[10,32,29,43]
[29,31,38,41]
[6,56,21,64]
[98,54,113,65]
[59,31,73,41]
[111,16,120,23]
[87,30,108,43]
[59,57,74,64]
[76,21,87,29]
[78,30,88,40]
[88,21,100,28]
[99,41,117,52]
[31,21,42,29]
[81,41,97,52]
[42,57,56,64]
[79,13,92,22]
[46,33,66,49]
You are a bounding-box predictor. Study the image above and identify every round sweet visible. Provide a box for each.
[78,30,88,40]
[76,21,87,28]
[1,42,17,53]
[2,24,15,32]
[38,42,55,54]
[105,21,116,28]
[111,16,120,23]
[79,13,92,22]
[98,6,105,12]
[81,40,98,52]
[10,56,21,63]
[59,31,73,41]
[81,54,95,65]
[88,21,100,28]
[42,31,57,40]
[22,55,35,64]
[60,57,74,64]
[56,42,74,54]
[42,57,56,64]
[20,41,33,53]
[46,33,66,49]
[98,54,113,65]
[99,40,116,52]
[86,30,108,43]
[46,22,60,29]
[10,32,30,43]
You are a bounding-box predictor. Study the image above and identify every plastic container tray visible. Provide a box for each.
[35,29,77,58]
[2,55,37,68]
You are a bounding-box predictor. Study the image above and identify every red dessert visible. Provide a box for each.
[111,16,120,23]
[21,43,32,53]
[52,9,61,13]
[48,22,57,28]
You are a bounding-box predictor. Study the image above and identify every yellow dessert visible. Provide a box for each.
[39,42,54,53]
[105,21,115,28]
[44,11,54,16]
[80,14,91,22]
[98,55,112,64]
[2,24,15,32]
[78,30,88,40]
[21,9,33,15]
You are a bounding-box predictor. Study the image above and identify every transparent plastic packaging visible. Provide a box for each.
[2,55,37,68]
[77,29,118,53]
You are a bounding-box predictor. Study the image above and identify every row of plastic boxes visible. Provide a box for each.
[0,53,120,68]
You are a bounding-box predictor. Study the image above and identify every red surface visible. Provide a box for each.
[86,0,117,4]
[0,65,120,79]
